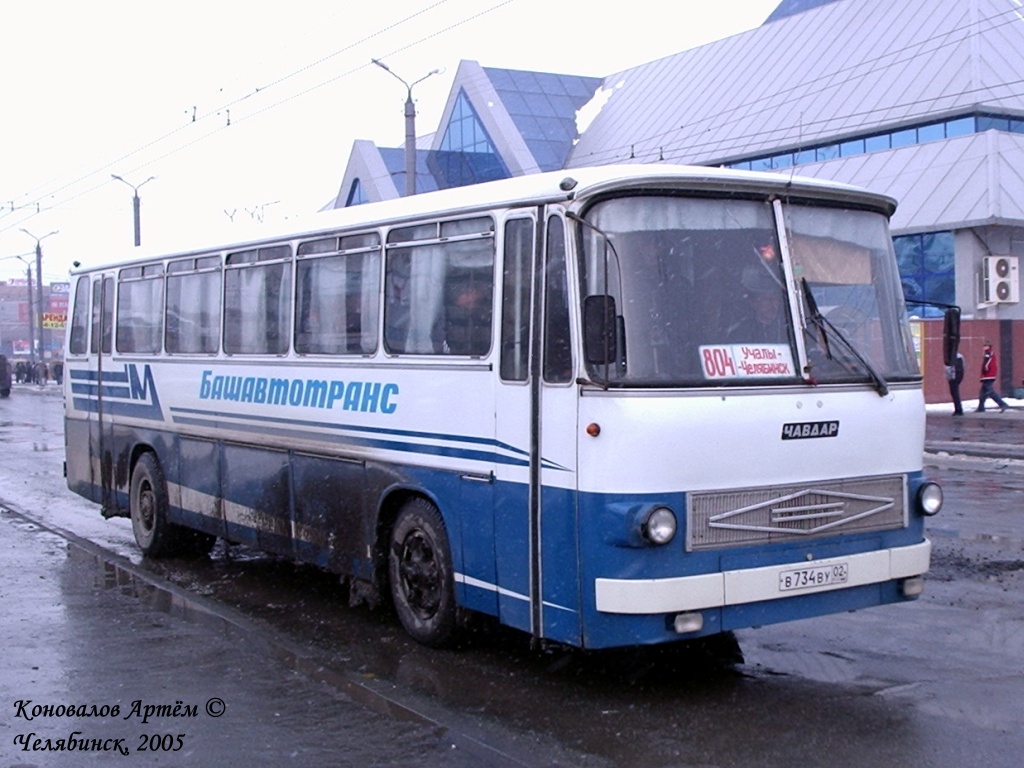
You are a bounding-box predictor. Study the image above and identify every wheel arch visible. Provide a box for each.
[372,485,448,595]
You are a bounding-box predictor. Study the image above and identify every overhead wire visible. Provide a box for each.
[0,0,515,237]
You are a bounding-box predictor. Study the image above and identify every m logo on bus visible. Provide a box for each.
[781,420,840,440]
[69,363,164,421]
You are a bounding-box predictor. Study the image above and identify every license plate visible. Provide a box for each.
[779,562,849,592]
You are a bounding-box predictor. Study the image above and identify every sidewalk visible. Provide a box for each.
[925,398,1024,464]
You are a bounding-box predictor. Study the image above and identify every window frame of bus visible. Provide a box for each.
[165,255,223,355]
[294,232,382,356]
[90,276,114,355]
[223,244,293,356]
[116,263,165,354]
[383,216,496,357]
[69,275,91,355]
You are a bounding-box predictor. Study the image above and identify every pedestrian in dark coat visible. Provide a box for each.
[945,351,964,415]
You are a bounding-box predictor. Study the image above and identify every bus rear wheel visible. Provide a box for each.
[388,499,457,647]
[130,453,186,558]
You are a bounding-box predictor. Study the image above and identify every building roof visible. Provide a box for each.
[568,0,1024,169]
[482,67,604,172]
[562,0,1024,235]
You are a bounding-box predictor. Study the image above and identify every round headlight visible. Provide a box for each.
[917,482,943,516]
[642,507,677,545]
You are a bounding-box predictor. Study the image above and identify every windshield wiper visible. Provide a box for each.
[801,278,889,397]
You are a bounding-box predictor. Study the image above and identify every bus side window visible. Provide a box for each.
[442,239,493,356]
[90,277,114,355]
[69,275,90,355]
[500,218,534,381]
[543,216,572,383]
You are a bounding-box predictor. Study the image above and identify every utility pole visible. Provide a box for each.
[20,229,57,364]
[371,59,441,197]
[111,174,156,246]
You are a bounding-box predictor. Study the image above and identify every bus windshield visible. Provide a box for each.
[577,195,919,387]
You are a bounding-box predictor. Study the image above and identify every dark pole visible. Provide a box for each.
[371,59,440,197]
[20,229,57,366]
[34,242,43,363]
[25,263,35,367]
[132,192,141,247]
[111,174,155,246]
[403,89,416,197]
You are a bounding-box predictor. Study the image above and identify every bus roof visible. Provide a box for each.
[72,164,897,275]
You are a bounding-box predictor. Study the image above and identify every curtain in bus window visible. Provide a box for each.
[166,271,221,354]
[225,263,291,355]
[785,204,918,380]
[116,278,163,353]
[441,239,493,356]
[385,239,493,355]
[296,253,379,354]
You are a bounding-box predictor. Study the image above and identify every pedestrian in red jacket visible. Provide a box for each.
[976,342,1009,413]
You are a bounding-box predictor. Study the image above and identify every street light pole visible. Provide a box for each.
[20,229,58,365]
[371,59,441,197]
[110,174,156,247]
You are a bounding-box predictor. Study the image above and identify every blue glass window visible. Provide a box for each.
[816,144,840,161]
[894,231,955,317]
[865,134,890,152]
[945,117,974,137]
[840,138,865,156]
[794,149,816,165]
[346,179,368,207]
[977,115,1010,132]
[916,122,945,143]
[890,128,916,148]
[725,112,1024,169]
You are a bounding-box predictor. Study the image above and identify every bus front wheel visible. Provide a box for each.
[130,453,184,558]
[388,499,457,647]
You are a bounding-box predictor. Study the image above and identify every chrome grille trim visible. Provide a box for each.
[687,475,907,551]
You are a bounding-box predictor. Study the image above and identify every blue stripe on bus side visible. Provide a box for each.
[168,406,566,470]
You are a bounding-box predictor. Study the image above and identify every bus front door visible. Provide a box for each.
[493,213,581,644]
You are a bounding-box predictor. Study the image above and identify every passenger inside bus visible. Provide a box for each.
[726,260,788,344]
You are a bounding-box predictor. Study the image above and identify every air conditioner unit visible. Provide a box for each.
[983,256,1020,303]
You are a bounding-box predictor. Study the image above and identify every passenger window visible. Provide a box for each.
[543,217,572,383]
[69,276,90,355]
[500,218,534,381]
[384,218,494,356]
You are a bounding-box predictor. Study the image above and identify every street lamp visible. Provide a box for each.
[371,58,441,197]
[19,229,57,365]
[110,174,156,247]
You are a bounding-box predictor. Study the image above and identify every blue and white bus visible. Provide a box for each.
[64,165,942,648]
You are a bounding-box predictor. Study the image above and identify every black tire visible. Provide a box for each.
[130,453,185,558]
[388,498,457,647]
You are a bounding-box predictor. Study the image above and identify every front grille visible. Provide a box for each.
[687,474,907,551]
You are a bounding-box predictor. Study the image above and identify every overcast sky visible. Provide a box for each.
[0,0,779,282]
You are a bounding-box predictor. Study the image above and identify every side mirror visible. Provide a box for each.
[583,294,618,365]
[942,306,961,366]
